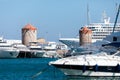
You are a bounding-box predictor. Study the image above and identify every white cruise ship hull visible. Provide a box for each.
[60,68,120,76]
[0,49,19,58]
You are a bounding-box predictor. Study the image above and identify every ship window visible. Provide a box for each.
[113,37,117,41]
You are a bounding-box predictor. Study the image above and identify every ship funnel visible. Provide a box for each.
[104,17,110,24]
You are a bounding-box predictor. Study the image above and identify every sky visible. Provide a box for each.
[0,0,119,42]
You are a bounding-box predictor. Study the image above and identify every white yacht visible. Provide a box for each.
[103,31,120,46]
[43,42,57,58]
[13,43,30,52]
[59,37,80,48]
[28,42,46,58]
[100,31,120,53]
[49,51,120,76]
[59,17,120,48]
[0,37,19,58]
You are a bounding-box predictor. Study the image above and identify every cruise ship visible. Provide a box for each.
[59,17,120,48]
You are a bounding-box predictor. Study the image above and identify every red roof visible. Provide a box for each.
[82,27,89,31]
[22,24,37,30]
[80,26,92,34]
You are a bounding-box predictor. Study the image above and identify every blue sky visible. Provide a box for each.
[0,0,119,41]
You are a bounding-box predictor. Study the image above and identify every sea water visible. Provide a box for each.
[0,58,119,80]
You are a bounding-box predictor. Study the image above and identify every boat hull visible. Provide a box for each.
[32,51,45,58]
[0,49,19,58]
[50,51,120,76]
[43,51,57,58]
[51,64,120,76]
[60,68,120,76]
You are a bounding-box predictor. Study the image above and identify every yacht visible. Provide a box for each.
[59,17,120,48]
[99,31,120,54]
[28,42,46,58]
[0,37,19,58]
[13,43,30,52]
[49,51,120,76]
[43,42,57,58]
[103,31,120,47]
[59,37,80,48]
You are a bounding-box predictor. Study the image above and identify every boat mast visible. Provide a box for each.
[113,4,120,33]
[87,4,90,27]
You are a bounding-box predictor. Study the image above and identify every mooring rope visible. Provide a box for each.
[31,66,49,79]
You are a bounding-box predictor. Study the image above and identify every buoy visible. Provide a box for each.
[94,64,98,72]
[82,65,86,73]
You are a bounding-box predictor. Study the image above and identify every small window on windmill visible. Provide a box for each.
[113,36,117,41]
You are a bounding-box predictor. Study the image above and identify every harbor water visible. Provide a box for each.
[0,58,120,80]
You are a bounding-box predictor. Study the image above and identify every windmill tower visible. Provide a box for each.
[22,24,37,46]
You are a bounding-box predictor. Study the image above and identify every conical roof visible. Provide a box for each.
[81,27,89,31]
[22,24,37,30]
[80,26,92,34]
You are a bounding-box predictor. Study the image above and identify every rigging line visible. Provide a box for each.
[113,4,120,33]
[31,66,50,79]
